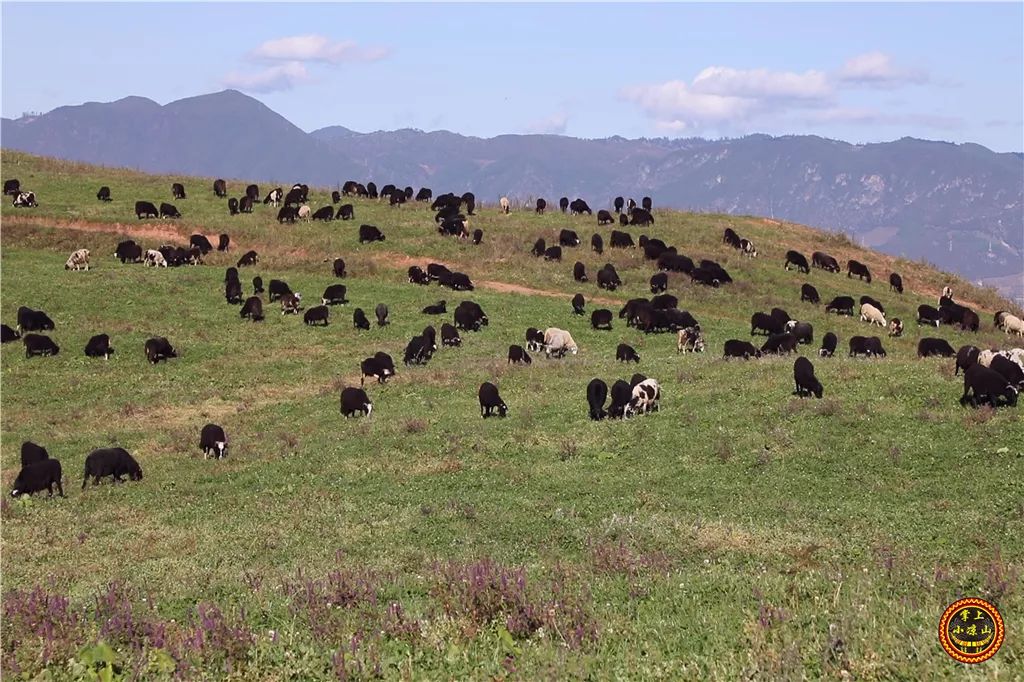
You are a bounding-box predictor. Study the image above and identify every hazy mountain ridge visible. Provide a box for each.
[3,90,1021,288]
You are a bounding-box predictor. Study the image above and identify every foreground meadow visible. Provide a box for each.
[1,152,1021,679]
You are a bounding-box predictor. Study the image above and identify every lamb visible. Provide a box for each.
[959,364,1018,408]
[11,459,64,498]
[587,378,608,420]
[525,328,545,351]
[280,292,302,315]
[793,357,824,398]
[677,327,705,353]
[818,332,838,358]
[478,382,508,418]
[888,319,904,337]
[199,424,228,459]
[422,300,447,315]
[82,448,143,489]
[543,327,578,358]
[860,303,886,327]
[616,343,640,363]
[508,345,532,365]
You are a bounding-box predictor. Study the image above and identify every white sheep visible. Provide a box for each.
[499,197,510,214]
[298,205,311,221]
[542,327,577,358]
[1001,314,1024,338]
[978,349,997,368]
[860,303,886,327]
[65,248,90,271]
[144,249,167,267]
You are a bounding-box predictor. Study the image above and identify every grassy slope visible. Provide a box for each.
[1,151,1022,679]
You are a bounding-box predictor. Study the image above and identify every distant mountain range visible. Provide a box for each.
[3,89,1021,293]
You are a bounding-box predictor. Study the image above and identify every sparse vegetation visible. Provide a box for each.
[1,151,1021,678]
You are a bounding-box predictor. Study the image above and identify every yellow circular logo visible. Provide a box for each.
[939,598,1005,664]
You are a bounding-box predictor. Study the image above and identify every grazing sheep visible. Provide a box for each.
[793,357,823,398]
[240,296,264,322]
[607,380,633,419]
[65,248,91,271]
[525,328,545,351]
[572,293,586,315]
[236,250,259,267]
[531,238,546,257]
[454,301,488,331]
[20,441,49,466]
[889,273,904,294]
[254,275,265,293]
[724,340,761,359]
[478,382,508,418]
[322,284,348,305]
[616,343,640,363]
[1,324,20,344]
[280,292,302,315]
[544,246,562,261]
[751,312,784,336]
[626,379,661,417]
[597,265,621,290]
[991,355,1024,389]
[917,338,955,358]
[761,333,799,355]
[591,234,604,254]
[888,319,904,337]
[917,304,941,327]
[225,279,243,304]
[860,303,886,327]
[591,309,613,330]
[812,251,840,272]
[144,249,168,267]
[199,424,228,460]
[543,327,578,358]
[587,378,608,420]
[825,296,855,316]
[676,326,705,353]
[441,322,461,347]
[847,260,872,282]
[340,387,373,417]
[11,459,64,498]
[84,333,113,359]
[333,258,347,278]
[303,305,329,326]
[353,308,370,330]
[860,295,885,314]
[403,335,434,366]
[573,261,588,282]
[818,332,838,357]
[785,320,814,345]
[650,272,668,294]
[408,266,430,285]
[740,239,757,258]
[1002,314,1024,338]
[508,344,532,365]
[144,337,176,363]
[960,364,1018,408]
[82,448,143,489]
[559,229,581,247]
[473,229,483,245]
[499,197,510,214]
[784,250,810,273]
[360,356,394,385]
[800,283,820,304]
[375,303,389,327]
[994,311,1010,330]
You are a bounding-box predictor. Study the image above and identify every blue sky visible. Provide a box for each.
[2,2,1022,151]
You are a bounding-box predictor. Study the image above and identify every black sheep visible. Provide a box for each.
[616,344,640,363]
[650,273,668,294]
[11,458,64,498]
[340,387,373,417]
[333,258,347,278]
[591,234,603,254]
[199,424,228,459]
[322,284,348,305]
[144,337,176,364]
[991,355,1024,388]
[573,262,588,282]
[793,357,823,399]
[353,308,370,330]
[304,305,330,326]
[441,323,461,347]
[587,378,609,420]
[591,309,613,330]
[375,304,389,326]
[478,382,508,418]
[82,448,143,489]
[761,333,799,355]
[800,283,820,304]
[360,357,393,385]
[607,379,633,418]
[571,293,586,315]
[954,345,979,376]
[84,333,114,359]
[960,364,1018,408]
[818,332,838,358]
[784,250,810,273]
[24,334,59,358]
[240,297,264,322]
[724,340,761,359]
[20,441,49,466]
[917,338,955,358]
[1,324,21,343]
[422,301,447,315]
[507,345,532,365]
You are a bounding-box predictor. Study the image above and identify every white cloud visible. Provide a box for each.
[692,66,831,101]
[837,51,928,88]
[250,35,390,64]
[222,62,310,93]
[525,112,569,135]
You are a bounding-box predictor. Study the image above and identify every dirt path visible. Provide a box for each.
[5,216,187,244]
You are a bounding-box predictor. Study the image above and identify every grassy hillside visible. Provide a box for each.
[1,150,1021,679]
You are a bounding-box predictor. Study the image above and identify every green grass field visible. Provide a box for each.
[1,151,1021,679]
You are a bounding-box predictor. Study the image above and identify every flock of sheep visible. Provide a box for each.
[3,172,1023,500]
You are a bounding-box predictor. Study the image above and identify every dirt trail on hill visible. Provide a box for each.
[5,216,187,244]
